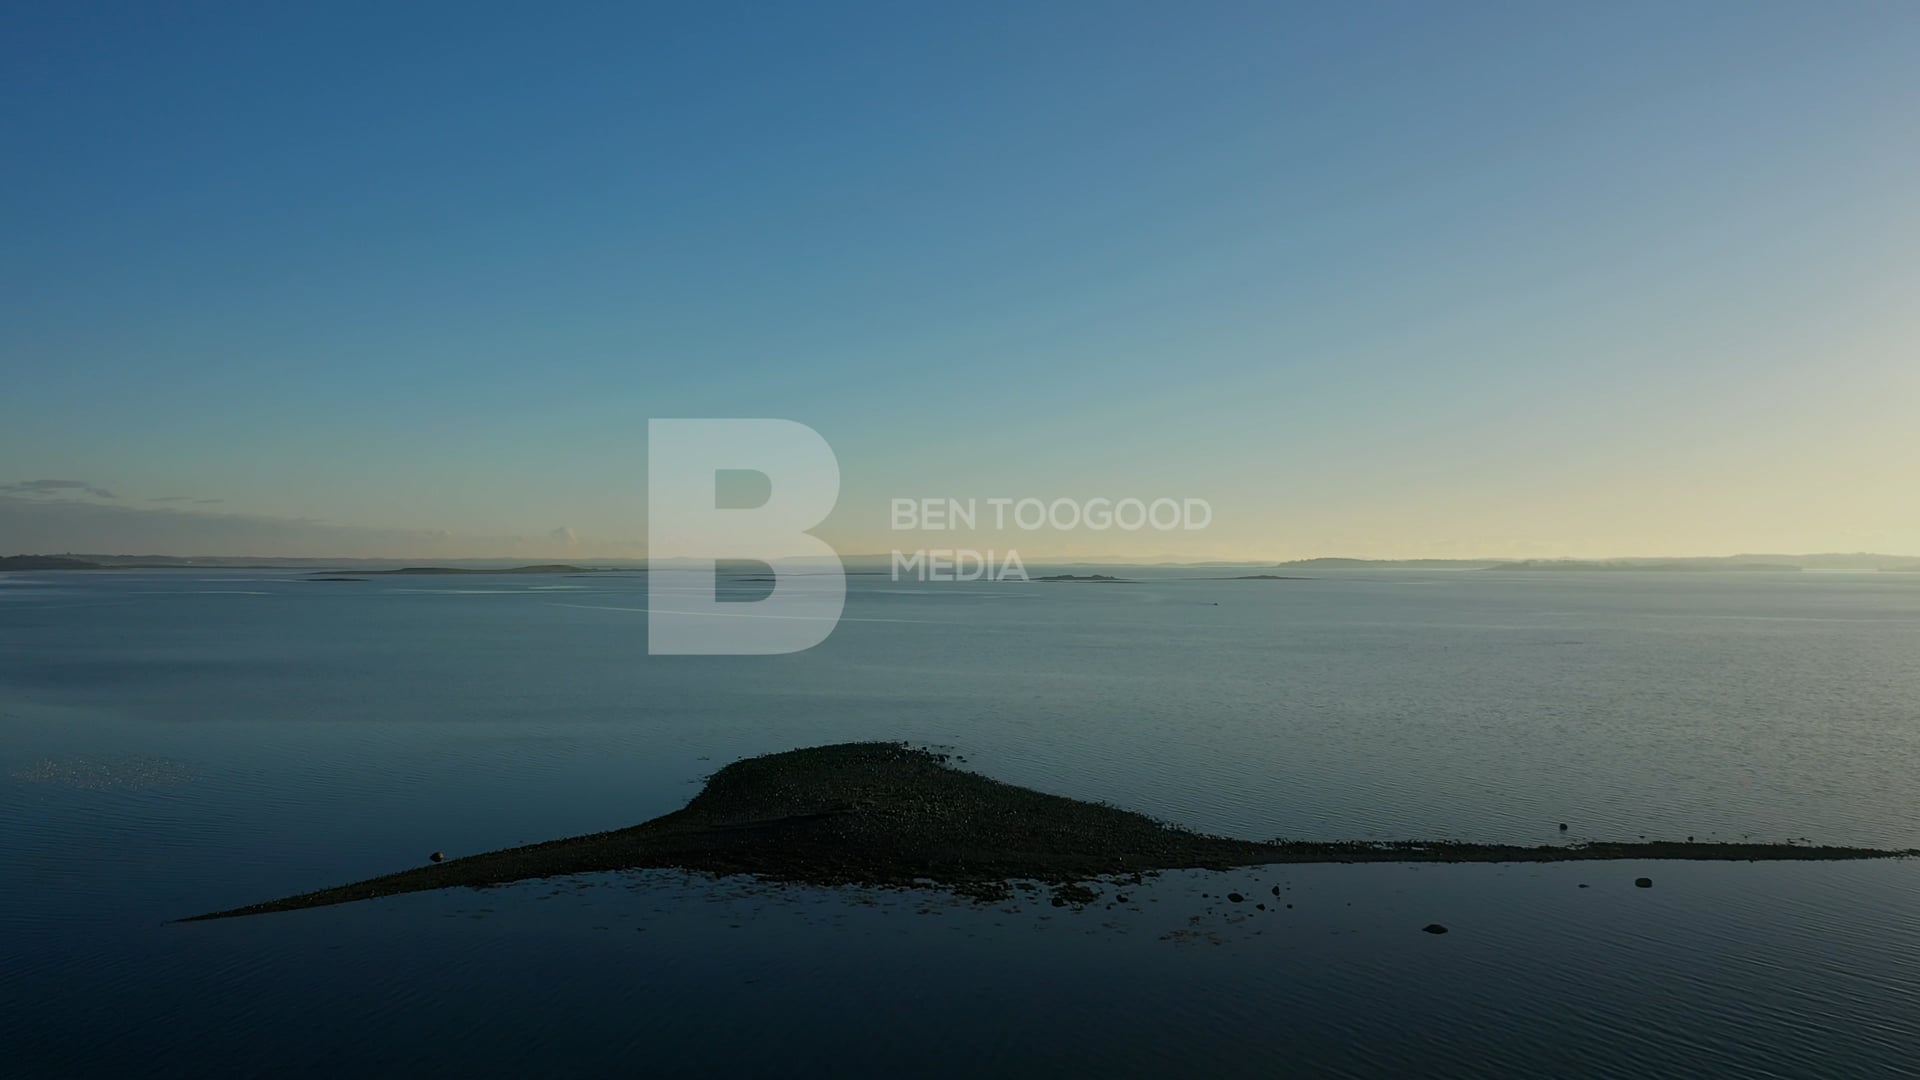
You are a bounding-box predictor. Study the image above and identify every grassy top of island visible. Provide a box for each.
[183,742,1915,921]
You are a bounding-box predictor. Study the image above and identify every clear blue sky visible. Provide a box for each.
[4,2,1917,558]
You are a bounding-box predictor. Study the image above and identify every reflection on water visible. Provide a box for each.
[12,755,197,790]
[2,568,1918,1075]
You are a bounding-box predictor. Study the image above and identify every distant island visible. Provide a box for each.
[351,564,604,576]
[8,551,1920,574]
[1277,553,1920,572]
[0,556,634,575]
[0,555,103,571]
[0,554,658,571]
[183,742,1917,922]
[1490,560,1802,572]
[1276,557,1506,569]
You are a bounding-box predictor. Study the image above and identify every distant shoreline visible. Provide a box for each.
[8,552,1920,573]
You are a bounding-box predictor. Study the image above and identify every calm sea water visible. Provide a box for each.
[3,567,1917,1076]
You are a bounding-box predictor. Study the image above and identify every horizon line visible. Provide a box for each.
[9,550,1920,567]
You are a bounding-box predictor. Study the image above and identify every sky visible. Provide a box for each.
[3,1,1918,560]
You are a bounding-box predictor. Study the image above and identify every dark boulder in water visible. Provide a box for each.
[1423,924,1449,934]
[1635,877,1653,888]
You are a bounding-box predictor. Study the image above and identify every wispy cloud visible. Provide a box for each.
[0,493,638,559]
[1,479,115,500]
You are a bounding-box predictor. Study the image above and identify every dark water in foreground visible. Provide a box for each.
[3,568,1918,1076]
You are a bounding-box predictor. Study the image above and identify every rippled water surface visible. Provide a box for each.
[3,568,1917,1076]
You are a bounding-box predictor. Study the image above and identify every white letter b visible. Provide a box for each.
[647,419,844,654]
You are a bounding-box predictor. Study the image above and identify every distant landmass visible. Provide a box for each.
[6,552,1920,574]
[0,556,636,573]
[1275,557,1507,569]
[353,564,603,576]
[0,555,103,571]
[1490,559,1802,572]
[12,554,654,571]
[1277,554,1920,572]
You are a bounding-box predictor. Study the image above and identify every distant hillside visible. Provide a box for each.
[1491,559,1800,572]
[359,564,600,576]
[1766,553,1920,571]
[63,554,650,570]
[1275,557,1506,569]
[0,555,103,571]
[1283,553,1920,572]
[0,555,629,574]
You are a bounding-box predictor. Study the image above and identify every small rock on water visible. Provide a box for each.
[429,852,445,863]
[1422,924,1449,934]
[1634,877,1652,888]
[1227,892,1245,903]
[1558,823,1568,831]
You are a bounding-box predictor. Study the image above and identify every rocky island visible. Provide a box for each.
[182,743,1914,921]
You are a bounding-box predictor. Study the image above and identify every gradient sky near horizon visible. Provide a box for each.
[4,2,1918,560]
